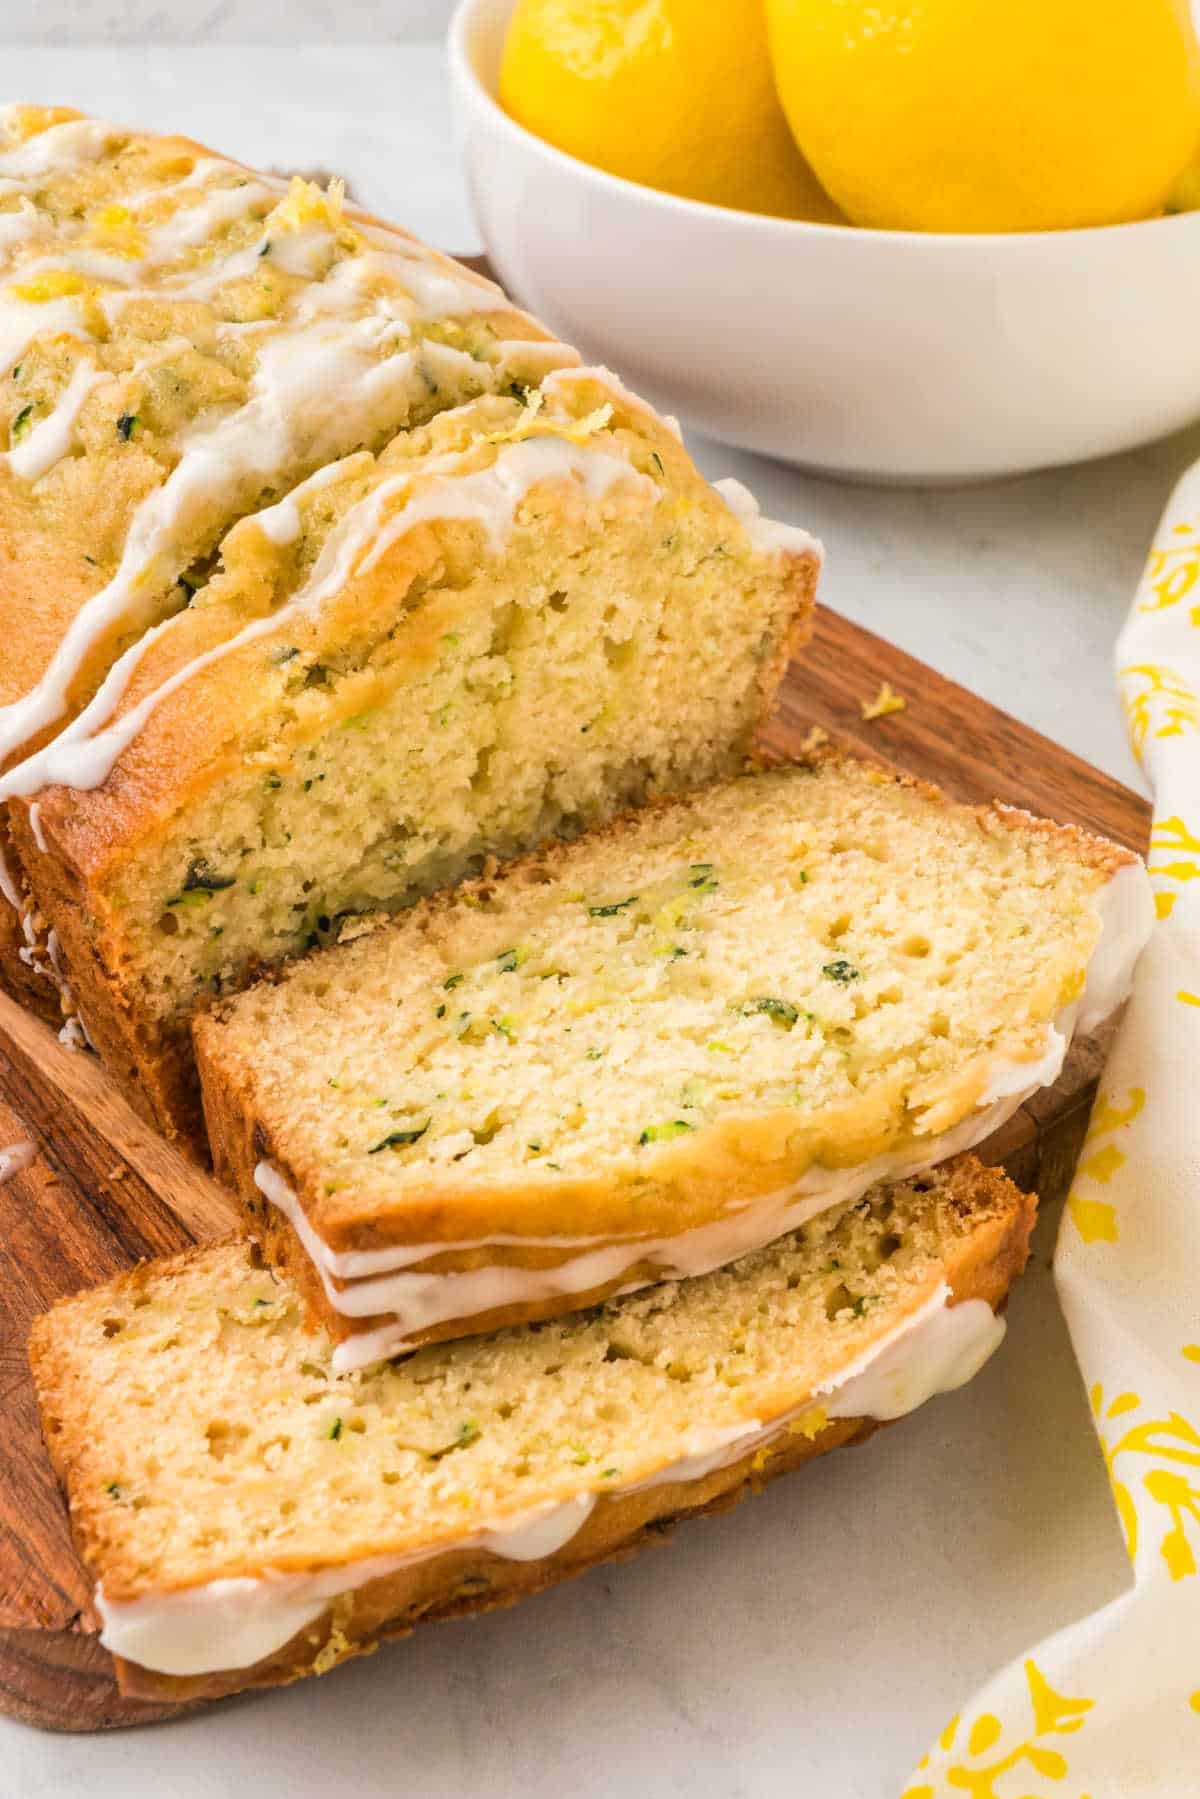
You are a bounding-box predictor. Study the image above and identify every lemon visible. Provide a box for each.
[499,0,843,222]
[767,0,1200,233]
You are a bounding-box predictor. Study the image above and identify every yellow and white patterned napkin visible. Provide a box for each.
[905,462,1200,1798]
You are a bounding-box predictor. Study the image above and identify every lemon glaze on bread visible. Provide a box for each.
[28,1155,1033,1698]
[194,756,1152,1365]
[0,106,818,1137]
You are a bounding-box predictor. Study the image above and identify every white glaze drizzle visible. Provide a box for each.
[0,200,43,249]
[253,455,366,547]
[0,119,539,786]
[0,293,89,386]
[0,116,120,180]
[0,1138,36,1182]
[94,1283,1000,1677]
[267,1081,1025,1372]
[2,355,103,481]
[146,179,277,254]
[255,856,1152,1371]
[713,476,823,558]
[0,430,654,798]
[0,837,21,907]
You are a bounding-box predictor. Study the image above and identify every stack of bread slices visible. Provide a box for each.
[3,106,1154,1707]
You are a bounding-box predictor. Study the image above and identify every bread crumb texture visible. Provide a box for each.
[90,379,807,1044]
[200,757,1115,1245]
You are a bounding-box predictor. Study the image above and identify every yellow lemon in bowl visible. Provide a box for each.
[767,0,1200,233]
[498,0,844,222]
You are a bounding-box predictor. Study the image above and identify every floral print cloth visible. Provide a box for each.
[905,460,1200,1798]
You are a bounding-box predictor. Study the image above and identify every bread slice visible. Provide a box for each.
[194,754,1150,1365]
[0,106,818,1139]
[28,1154,1034,1704]
[0,104,575,1024]
[9,373,815,1147]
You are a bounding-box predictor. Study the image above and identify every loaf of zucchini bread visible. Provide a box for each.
[0,105,819,1143]
[29,1153,1034,1703]
[0,104,576,1019]
[195,754,1152,1365]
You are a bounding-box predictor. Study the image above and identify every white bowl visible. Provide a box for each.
[450,0,1200,484]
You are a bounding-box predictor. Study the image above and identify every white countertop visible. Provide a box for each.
[3,43,1189,1799]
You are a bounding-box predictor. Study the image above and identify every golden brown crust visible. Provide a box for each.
[30,1160,1031,1705]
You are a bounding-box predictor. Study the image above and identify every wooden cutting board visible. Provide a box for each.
[0,604,1150,1733]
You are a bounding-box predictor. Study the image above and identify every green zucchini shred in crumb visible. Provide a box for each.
[496,945,527,973]
[493,1015,517,1041]
[182,858,236,893]
[585,1047,604,1060]
[368,1120,430,1153]
[687,862,718,892]
[444,972,464,990]
[588,895,638,917]
[639,1119,695,1145]
[106,1481,123,1499]
[852,1296,876,1317]
[11,403,33,442]
[738,996,798,1027]
[116,412,139,440]
[822,959,861,983]
[165,888,212,909]
[432,1420,480,1458]
[327,1417,343,1440]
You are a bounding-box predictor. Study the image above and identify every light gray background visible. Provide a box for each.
[4,17,1199,1799]
[0,0,459,42]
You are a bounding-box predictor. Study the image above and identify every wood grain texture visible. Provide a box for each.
[0,605,1150,1730]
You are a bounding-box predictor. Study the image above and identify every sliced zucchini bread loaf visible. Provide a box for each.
[195,755,1152,1366]
[0,103,575,1020]
[29,1153,1034,1703]
[0,106,818,1140]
